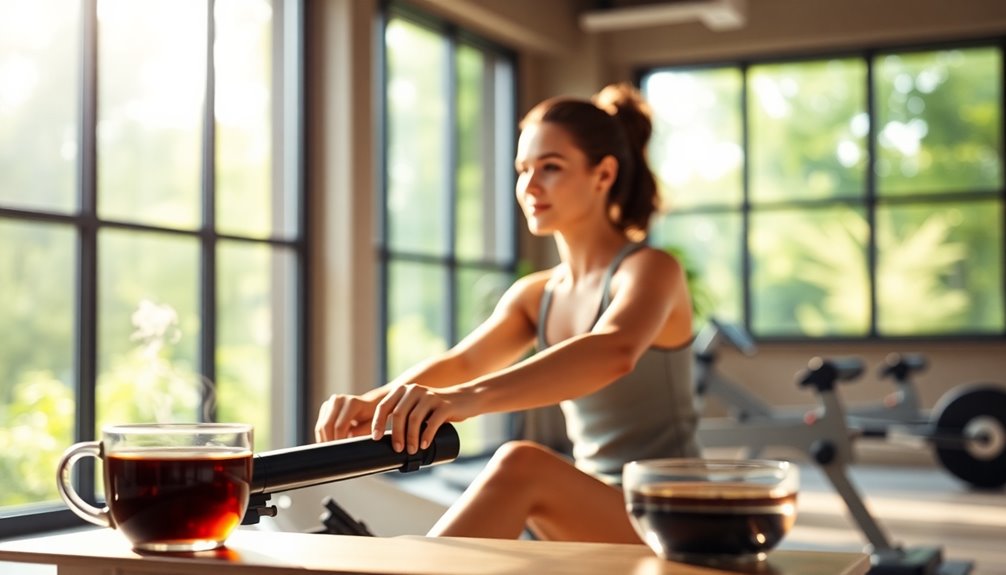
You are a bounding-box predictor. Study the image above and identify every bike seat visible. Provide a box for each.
[880,352,928,382]
[798,356,864,392]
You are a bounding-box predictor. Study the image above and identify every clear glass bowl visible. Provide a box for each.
[623,458,799,566]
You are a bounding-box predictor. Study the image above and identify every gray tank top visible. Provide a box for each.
[537,243,701,485]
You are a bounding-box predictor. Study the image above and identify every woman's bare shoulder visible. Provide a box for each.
[505,268,556,301]
[623,245,685,279]
[488,268,556,327]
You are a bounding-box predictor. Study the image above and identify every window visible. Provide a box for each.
[380,5,517,456]
[642,42,1004,338]
[0,0,305,536]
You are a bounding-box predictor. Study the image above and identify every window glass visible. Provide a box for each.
[385,19,449,255]
[387,259,449,379]
[0,0,79,213]
[650,212,743,325]
[0,219,75,509]
[96,230,201,428]
[97,0,206,229]
[644,68,743,209]
[0,0,303,536]
[750,206,869,336]
[217,242,298,452]
[455,268,510,340]
[644,45,1003,338]
[216,0,284,239]
[749,59,867,203]
[877,200,1003,335]
[875,48,1002,196]
[454,267,512,456]
[455,44,487,261]
[382,9,516,456]
[490,57,516,264]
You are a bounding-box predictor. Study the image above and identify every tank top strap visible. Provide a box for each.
[596,242,646,319]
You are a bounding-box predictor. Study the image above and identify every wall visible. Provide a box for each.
[307,0,380,408]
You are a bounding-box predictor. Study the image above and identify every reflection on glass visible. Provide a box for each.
[750,206,869,336]
[644,67,743,209]
[386,18,448,255]
[875,47,1002,196]
[650,212,742,326]
[877,201,1003,335]
[216,0,278,239]
[455,44,488,261]
[0,219,74,508]
[387,260,448,379]
[749,59,866,202]
[0,0,78,212]
[97,230,201,429]
[97,0,206,229]
[217,242,297,451]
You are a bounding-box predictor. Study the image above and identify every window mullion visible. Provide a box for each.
[75,0,99,503]
[446,31,458,346]
[200,0,218,422]
[865,52,879,338]
[1000,41,1006,334]
[740,63,752,334]
[288,0,310,447]
[376,7,390,387]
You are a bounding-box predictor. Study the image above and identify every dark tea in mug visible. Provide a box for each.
[57,423,253,552]
[105,447,252,549]
[627,481,797,558]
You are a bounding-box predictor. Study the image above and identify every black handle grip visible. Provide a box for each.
[250,422,461,495]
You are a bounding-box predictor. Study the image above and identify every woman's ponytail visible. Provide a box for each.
[592,83,661,240]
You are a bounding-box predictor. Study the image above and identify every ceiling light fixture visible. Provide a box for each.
[579,0,747,32]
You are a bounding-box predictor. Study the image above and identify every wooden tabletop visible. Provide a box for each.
[0,527,870,575]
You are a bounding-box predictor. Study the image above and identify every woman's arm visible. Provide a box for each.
[372,248,690,453]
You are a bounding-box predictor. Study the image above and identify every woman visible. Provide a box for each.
[315,82,699,543]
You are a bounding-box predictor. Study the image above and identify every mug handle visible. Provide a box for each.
[56,441,111,528]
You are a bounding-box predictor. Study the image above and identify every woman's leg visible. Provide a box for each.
[427,440,642,543]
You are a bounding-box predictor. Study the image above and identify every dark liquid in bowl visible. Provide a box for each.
[105,447,251,548]
[628,481,797,558]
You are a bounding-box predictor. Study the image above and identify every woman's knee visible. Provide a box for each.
[484,440,566,484]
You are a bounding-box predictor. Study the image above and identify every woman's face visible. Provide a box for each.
[514,122,611,237]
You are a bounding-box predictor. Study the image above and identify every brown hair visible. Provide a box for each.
[519,82,659,240]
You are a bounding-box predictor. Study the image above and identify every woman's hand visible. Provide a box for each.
[315,393,382,442]
[371,384,477,454]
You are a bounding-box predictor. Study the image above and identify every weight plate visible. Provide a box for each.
[932,385,1006,489]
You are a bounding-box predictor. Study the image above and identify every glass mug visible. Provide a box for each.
[57,423,253,552]
[624,458,799,566]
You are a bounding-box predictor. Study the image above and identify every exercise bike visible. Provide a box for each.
[693,317,1006,489]
[698,355,974,575]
